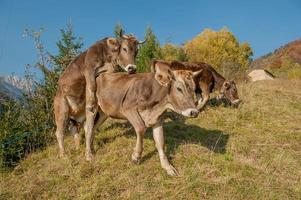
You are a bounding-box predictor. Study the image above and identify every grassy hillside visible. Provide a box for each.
[251,39,301,69]
[250,39,301,79]
[1,80,301,200]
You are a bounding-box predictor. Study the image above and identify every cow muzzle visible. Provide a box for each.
[125,64,137,74]
[181,108,199,118]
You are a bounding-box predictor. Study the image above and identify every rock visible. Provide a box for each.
[248,69,274,82]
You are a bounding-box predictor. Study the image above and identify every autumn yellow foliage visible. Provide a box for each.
[161,43,188,62]
[184,28,253,73]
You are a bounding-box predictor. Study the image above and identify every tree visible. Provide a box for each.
[0,24,83,168]
[161,43,188,61]
[29,23,83,140]
[113,22,124,38]
[51,24,83,77]
[136,26,162,72]
[184,28,253,76]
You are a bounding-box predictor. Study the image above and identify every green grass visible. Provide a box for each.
[1,80,301,199]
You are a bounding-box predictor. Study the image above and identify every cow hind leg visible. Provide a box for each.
[92,111,108,149]
[54,96,69,157]
[124,110,146,165]
[70,120,82,150]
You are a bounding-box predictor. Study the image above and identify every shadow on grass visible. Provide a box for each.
[95,121,132,147]
[94,118,229,163]
[141,120,229,163]
[164,120,229,154]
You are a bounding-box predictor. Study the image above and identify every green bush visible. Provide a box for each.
[0,96,53,168]
[0,100,27,168]
[0,25,83,169]
[136,26,162,72]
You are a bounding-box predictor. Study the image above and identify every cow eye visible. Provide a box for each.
[177,87,183,93]
[123,47,127,52]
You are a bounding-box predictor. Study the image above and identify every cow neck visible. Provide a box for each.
[114,38,127,67]
[212,70,226,92]
[143,83,170,126]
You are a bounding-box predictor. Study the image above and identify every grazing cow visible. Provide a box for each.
[54,34,145,160]
[151,60,240,110]
[86,65,202,176]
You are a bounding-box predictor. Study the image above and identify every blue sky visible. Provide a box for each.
[0,0,300,76]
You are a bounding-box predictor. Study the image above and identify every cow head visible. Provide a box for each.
[219,80,240,105]
[155,64,202,118]
[115,34,146,74]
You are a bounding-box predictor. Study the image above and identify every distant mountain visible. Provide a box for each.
[251,39,301,69]
[0,75,32,103]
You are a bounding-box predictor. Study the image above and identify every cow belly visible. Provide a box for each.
[96,74,135,119]
[98,98,126,119]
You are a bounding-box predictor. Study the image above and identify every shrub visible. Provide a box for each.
[184,27,253,75]
[136,26,162,72]
[0,25,83,169]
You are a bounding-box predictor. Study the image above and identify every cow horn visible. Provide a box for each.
[138,38,147,44]
[193,69,203,78]
[121,34,130,39]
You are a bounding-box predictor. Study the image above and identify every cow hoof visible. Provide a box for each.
[85,153,94,161]
[131,154,141,165]
[165,165,179,176]
[59,150,66,158]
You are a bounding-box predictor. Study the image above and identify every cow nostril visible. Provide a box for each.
[127,66,136,74]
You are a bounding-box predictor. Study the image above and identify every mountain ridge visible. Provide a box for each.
[251,38,301,69]
[0,75,32,102]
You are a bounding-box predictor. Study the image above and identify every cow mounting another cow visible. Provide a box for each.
[54,34,145,160]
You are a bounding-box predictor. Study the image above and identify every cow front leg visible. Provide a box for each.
[85,70,97,113]
[152,122,179,176]
[83,69,98,160]
[197,91,210,111]
[132,128,145,164]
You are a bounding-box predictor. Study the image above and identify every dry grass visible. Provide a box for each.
[1,79,301,200]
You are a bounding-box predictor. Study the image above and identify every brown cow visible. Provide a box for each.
[69,64,202,176]
[151,60,240,110]
[54,34,145,160]
[96,68,201,175]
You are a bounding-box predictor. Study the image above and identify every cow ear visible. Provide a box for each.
[223,81,231,89]
[107,38,119,50]
[155,70,172,86]
[153,63,173,86]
